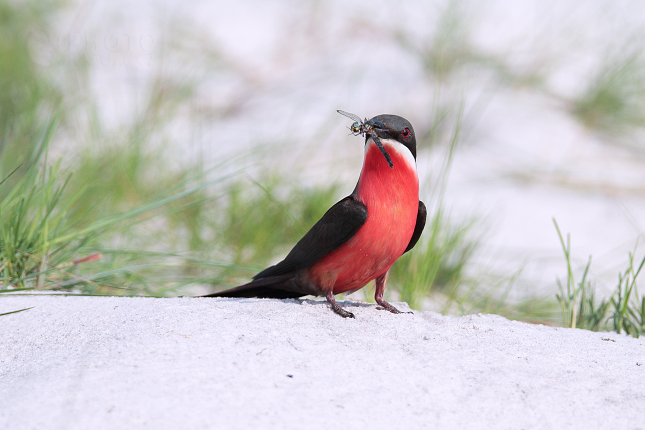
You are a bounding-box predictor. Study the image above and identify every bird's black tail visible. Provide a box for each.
[201,274,305,299]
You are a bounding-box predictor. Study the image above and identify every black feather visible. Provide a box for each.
[403,201,427,254]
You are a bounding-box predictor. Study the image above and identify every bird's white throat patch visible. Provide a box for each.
[365,137,417,174]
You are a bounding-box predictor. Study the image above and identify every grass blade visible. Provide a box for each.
[0,307,34,316]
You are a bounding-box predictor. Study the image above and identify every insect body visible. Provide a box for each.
[337,110,371,136]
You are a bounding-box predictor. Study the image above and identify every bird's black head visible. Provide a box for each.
[365,114,417,159]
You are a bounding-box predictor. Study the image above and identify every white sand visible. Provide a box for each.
[1,295,644,430]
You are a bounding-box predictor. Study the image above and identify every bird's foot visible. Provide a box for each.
[326,292,355,318]
[375,297,413,314]
[374,272,412,314]
[331,304,355,318]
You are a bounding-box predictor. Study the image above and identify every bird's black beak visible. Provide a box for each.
[365,119,393,168]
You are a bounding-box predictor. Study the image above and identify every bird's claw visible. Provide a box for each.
[375,299,411,314]
[326,292,355,318]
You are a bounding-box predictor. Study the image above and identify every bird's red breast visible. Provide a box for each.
[306,138,420,295]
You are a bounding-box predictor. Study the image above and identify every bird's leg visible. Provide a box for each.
[375,271,411,314]
[325,291,355,318]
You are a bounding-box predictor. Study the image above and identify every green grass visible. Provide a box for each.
[216,176,341,269]
[398,0,645,143]
[390,208,479,310]
[0,306,33,316]
[0,120,79,291]
[554,220,605,330]
[608,253,645,337]
[0,121,242,296]
[554,219,645,337]
[572,42,645,133]
[0,0,242,297]
[407,0,478,81]
[0,0,62,180]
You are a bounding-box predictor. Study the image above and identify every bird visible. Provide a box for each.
[203,112,426,318]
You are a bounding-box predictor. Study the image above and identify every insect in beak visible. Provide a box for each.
[337,110,394,168]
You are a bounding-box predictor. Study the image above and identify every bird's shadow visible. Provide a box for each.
[211,296,375,309]
[206,296,412,313]
[294,297,374,309]
[293,297,414,313]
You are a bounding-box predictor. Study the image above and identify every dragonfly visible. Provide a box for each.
[337,109,394,168]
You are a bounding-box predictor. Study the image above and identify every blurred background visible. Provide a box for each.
[3,0,645,328]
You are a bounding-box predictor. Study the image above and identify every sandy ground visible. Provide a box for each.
[2,296,644,430]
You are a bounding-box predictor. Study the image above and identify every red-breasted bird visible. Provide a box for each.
[204,111,426,318]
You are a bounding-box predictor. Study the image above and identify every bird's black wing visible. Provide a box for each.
[253,196,368,279]
[403,201,427,254]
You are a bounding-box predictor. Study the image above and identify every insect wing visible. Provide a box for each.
[336,110,363,124]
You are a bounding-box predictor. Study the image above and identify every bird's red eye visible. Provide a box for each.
[402,128,410,138]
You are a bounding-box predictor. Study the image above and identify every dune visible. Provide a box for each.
[1,295,643,429]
